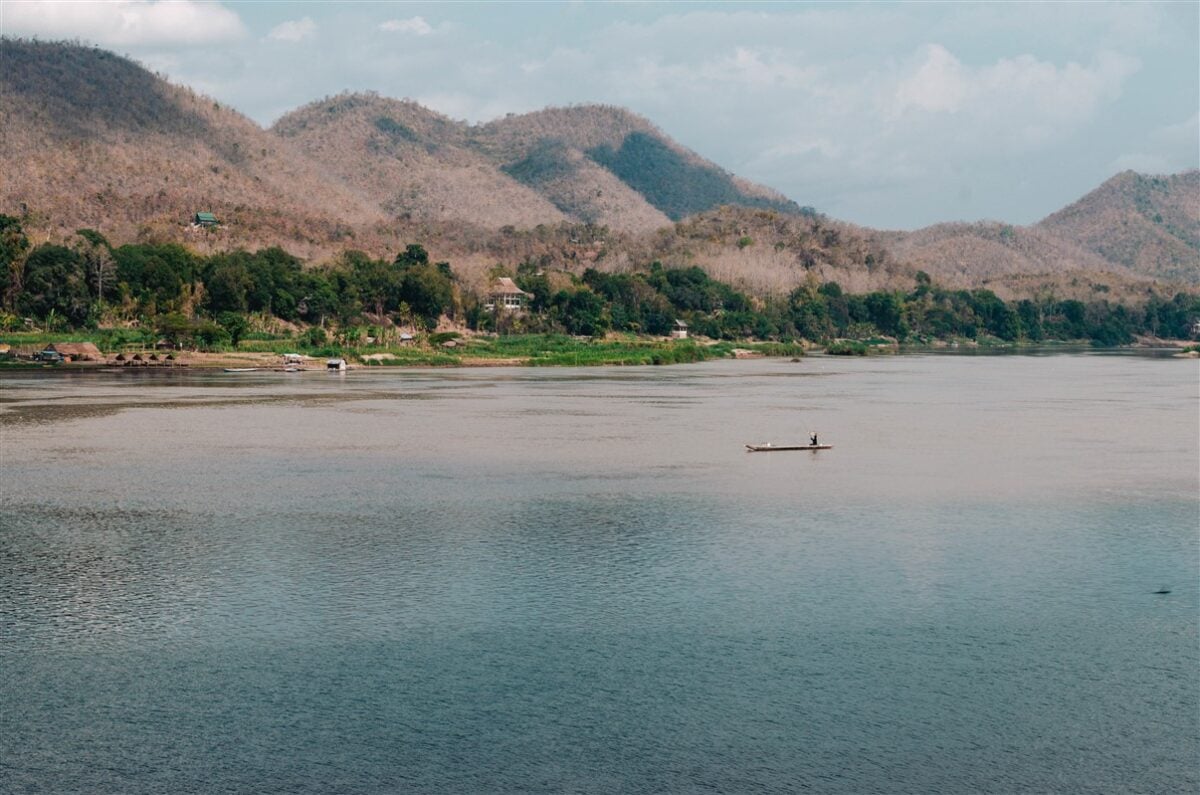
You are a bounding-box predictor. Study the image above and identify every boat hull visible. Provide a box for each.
[745,444,833,452]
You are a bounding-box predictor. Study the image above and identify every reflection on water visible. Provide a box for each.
[2,354,1197,793]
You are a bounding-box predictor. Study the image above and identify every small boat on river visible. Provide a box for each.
[223,367,260,373]
[745,443,833,452]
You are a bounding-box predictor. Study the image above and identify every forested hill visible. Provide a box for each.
[2,39,1196,301]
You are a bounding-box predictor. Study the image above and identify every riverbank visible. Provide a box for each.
[4,331,1195,371]
[0,334,807,370]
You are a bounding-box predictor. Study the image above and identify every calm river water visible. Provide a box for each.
[1,352,1197,793]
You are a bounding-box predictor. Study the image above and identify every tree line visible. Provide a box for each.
[2,215,1197,348]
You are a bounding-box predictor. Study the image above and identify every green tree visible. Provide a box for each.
[206,262,252,314]
[348,251,401,322]
[217,311,249,346]
[559,289,609,337]
[1,214,30,312]
[865,292,904,337]
[156,312,194,347]
[18,244,90,326]
[74,229,116,304]
[393,243,430,270]
[112,243,195,313]
[400,263,454,328]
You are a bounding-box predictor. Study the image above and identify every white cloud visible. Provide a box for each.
[3,0,246,46]
[379,17,433,36]
[894,45,969,113]
[892,45,1139,123]
[1109,113,1200,175]
[1149,112,1199,151]
[267,17,316,43]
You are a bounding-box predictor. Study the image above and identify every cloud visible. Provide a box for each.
[3,0,246,46]
[1150,112,1200,151]
[892,44,1139,124]
[1109,113,1200,175]
[267,17,316,43]
[379,17,433,36]
[894,45,968,113]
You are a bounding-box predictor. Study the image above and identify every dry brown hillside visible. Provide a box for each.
[1,40,384,254]
[273,99,793,233]
[1036,170,1199,284]
[273,93,570,229]
[875,220,1170,300]
[879,170,1199,291]
[882,222,1123,280]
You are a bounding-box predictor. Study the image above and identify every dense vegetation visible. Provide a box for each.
[2,216,1197,353]
[587,132,800,221]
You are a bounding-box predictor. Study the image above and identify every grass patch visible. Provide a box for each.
[359,351,463,366]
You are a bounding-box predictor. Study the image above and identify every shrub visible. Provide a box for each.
[302,326,328,348]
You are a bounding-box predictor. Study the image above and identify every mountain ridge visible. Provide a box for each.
[2,39,1196,298]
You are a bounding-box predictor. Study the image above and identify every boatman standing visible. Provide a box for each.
[810,432,819,446]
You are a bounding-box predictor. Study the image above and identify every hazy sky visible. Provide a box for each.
[5,1,1198,229]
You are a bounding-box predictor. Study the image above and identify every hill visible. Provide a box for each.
[1,39,1194,304]
[272,93,572,230]
[1036,170,1199,284]
[273,97,799,233]
[0,39,384,254]
[878,171,1198,291]
[472,105,798,225]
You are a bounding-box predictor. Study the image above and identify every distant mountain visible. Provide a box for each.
[1036,170,1199,284]
[272,93,573,231]
[274,95,798,232]
[881,222,1118,281]
[0,39,383,252]
[472,105,798,225]
[2,39,1194,301]
[3,38,801,244]
[880,170,1199,288]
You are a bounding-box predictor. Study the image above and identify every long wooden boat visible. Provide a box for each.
[222,367,260,373]
[745,443,833,452]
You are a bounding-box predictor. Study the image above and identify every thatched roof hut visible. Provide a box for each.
[45,342,102,361]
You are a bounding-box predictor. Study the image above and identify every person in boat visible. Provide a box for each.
[810,432,819,446]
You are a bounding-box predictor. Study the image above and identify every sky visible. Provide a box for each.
[4,1,1197,230]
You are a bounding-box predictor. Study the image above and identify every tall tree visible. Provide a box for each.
[1,215,30,312]
[75,229,115,304]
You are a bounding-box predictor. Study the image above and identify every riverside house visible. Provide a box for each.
[671,320,689,340]
[485,277,533,312]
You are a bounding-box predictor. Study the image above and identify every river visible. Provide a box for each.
[1,352,1196,793]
